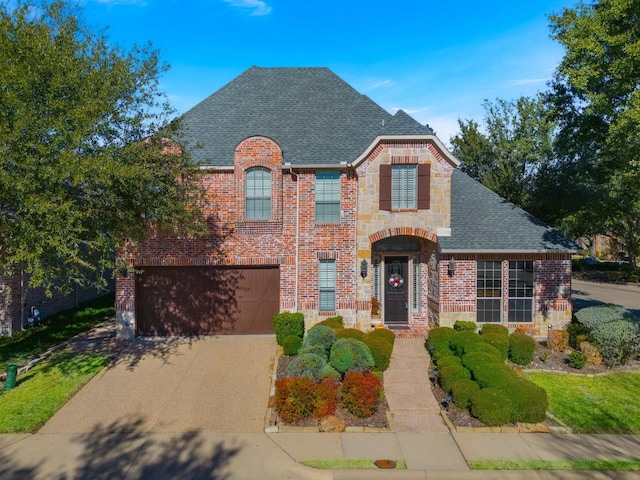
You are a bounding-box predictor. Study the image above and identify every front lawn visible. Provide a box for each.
[525,372,640,433]
[0,350,109,433]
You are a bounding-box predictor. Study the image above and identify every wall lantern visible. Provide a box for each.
[448,256,456,276]
[360,259,368,279]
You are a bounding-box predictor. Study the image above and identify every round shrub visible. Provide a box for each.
[362,335,393,371]
[481,332,510,360]
[472,363,519,389]
[454,320,477,331]
[508,378,548,423]
[438,364,472,393]
[427,327,458,353]
[273,312,304,346]
[461,351,502,373]
[463,341,503,359]
[315,316,344,330]
[567,350,587,369]
[471,388,512,426]
[341,370,382,417]
[321,363,341,380]
[480,324,509,338]
[282,335,302,356]
[367,328,396,347]
[335,328,366,341]
[508,332,537,365]
[436,355,462,368]
[298,344,328,360]
[431,346,456,362]
[286,353,326,382]
[451,379,480,409]
[450,330,484,356]
[329,338,375,374]
[304,325,336,356]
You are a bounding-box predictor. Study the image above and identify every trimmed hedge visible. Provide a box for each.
[472,363,519,388]
[362,335,393,372]
[436,355,462,368]
[315,316,344,330]
[454,320,477,332]
[367,328,396,347]
[335,328,366,341]
[450,330,484,356]
[329,338,375,374]
[508,332,536,365]
[461,351,502,373]
[463,341,504,359]
[480,324,509,337]
[282,335,302,356]
[508,377,548,423]
[471,388,512,426]
[431,346,456,362]
[427,327,458,353]
[439,364,471,393]
[286,353,326,382]
[481,332,510,360]
[451,379,480,409]
[273,312,304,346]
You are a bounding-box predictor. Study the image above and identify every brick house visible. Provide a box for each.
[115,67,577,339]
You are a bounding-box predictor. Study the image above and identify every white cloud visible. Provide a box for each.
[509,77,549,86]
[222,0,272,16]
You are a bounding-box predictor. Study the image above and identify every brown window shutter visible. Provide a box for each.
[417,164,430,209]
[379,164,391,211]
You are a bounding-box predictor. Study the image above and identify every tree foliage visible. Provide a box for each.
[0,1,203,293]
[547,0,640,269]
[450,95,555,217]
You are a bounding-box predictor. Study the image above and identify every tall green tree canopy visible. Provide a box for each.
[548,0,640,268]
[450,95,555,217]
[0,1,202,293]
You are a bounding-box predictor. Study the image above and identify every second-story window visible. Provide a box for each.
[315,171,340,223]
[380,163,430,211]
[245,167,271,219]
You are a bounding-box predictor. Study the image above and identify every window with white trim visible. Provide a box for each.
[508,261,534,323]
[315,171,340,223]
[319,259,336,311]
[477,260,502,323]
[245,167,271,219]
[392,165,417,210]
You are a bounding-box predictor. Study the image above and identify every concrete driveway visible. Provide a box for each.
[40,335,277,434]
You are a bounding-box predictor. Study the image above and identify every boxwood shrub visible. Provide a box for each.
[463,341,504,359]
[315,316,344,330]
[472,363,519,389]
[461,351,502,373]
[362,335,393,372]
[451,379,480,409]
[480,332,510,360]
[431,346,456,362]
[427,327,458,353]
[282,335,302,356]
[454,320,477,332]
[508,377,548,423]
[480,324,509,337]
[471,388,512,426]
[438,364,471,393]
[273,312,304,346]
[335,328,366,341]
[367,328,396,347]
[508,332,536,365]
[329,338,375,374]
[436,355,462,368]
[450,330,484,356]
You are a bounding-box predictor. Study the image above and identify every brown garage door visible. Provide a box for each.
[135,266,279,336]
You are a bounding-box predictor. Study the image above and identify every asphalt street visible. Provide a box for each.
[572,279,640,316]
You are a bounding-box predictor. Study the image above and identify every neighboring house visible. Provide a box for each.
[115,67,577,339]
[0,273,112,336]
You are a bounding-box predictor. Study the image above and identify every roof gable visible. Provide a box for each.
[176,67,433,166]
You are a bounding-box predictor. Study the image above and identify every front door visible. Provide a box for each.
[384,256,408,324]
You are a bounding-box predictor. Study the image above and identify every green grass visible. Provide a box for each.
[0,294,114,372]
[0,350,110,433]
[471,459,640,471]
[526,371,640,433]
[301,459,406,470]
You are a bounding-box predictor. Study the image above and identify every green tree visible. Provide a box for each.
[451,95,555,216]
[0,1,203,294]
[548,0,640,269]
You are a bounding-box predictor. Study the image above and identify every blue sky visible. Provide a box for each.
[80,0,578,143]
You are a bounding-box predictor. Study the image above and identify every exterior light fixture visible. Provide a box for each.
[448,256,456,276]
[360,259,368,279]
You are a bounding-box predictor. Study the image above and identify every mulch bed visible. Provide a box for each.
[271,355,390,429]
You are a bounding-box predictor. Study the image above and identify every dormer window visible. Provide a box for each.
[245,167,271,219]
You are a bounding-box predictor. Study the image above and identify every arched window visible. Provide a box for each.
[245,167,271,219]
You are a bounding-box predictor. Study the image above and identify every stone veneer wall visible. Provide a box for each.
[438,254,573,337]
[354,140,455,331]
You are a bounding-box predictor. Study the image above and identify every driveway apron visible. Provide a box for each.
[39,335,277,434]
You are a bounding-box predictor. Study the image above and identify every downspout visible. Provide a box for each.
[287,165,299,312]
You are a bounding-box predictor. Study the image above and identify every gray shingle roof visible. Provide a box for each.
[175,67,432,166]
[442,169,578,252]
